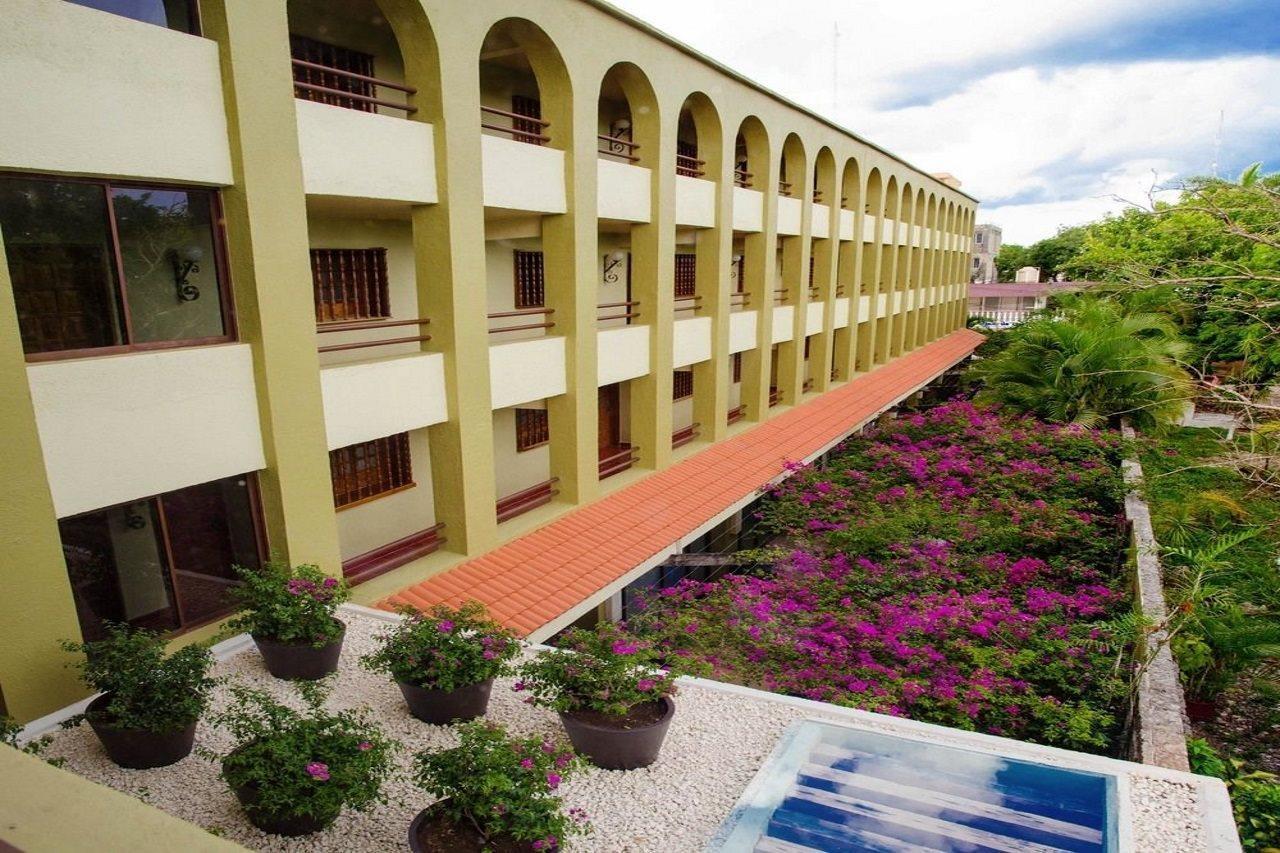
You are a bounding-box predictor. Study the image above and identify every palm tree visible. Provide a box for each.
[969,297,1191,430]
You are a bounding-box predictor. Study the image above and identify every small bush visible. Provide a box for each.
[361,602,520,691]
[227,560,348,647]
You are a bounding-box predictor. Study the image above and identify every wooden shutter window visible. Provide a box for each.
[732,352,742,383]
[289,34,376,113]
[674,254,697,298]
[330,433,413,509]
[511,95,543,145]
[515,408,550,451]
[672,370,693,401]
[513,250,546,308]
[676,140,699,177]
[311,248,390,323]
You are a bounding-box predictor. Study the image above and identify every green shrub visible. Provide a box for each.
[61,623,216,731]
[227,559,348,647]
[361,602,520,691]
[1232,776,1280,851]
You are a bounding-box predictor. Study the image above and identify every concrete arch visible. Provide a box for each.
[883,175,900,220]
[840,156,862,213]
[865,167,884,217]
[814,146,836,205]
[779,132,806,198]
[733,114,770,189]
[598,61,660,169]
[676,91,723,177]
[479,17,573,149]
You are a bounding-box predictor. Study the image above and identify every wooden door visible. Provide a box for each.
[598,384,620,454]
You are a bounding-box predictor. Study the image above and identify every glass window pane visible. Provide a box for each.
[112,188,227,344]
[0,178,125,355]
[65,0,196,34]
[59,502,178,641]
[160,476,260,626]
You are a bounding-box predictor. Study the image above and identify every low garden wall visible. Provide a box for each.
[1121,423,1191,772]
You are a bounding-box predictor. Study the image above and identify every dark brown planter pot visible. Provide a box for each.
[1186,697,1219,723]
[252,620,345,680]
[85,693,198,769]
[558,696,675,770]
[231,777,339,836]
[397,677,493,725]
[407,801,555,853]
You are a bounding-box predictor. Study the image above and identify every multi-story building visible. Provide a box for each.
[971,222,1001,282]
[0,0,978,722]
[968,281,1086,328]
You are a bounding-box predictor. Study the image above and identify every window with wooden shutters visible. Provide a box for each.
[515,408,550,452]
[330,433,413,509]
[672,370,693,400]
[511,95,543,145]
[732,352,742,383]
[513,250,545,308]
[311,248,390,323]
[674,254,696,298]
[676,140,700,177]
[289,34,375,113]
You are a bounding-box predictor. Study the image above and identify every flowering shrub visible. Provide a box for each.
[206,681,396,825]
[228,560,349,647]
[515,623,676,717]
[626,401,1129,753]
[361,602,520,691]
[413,721,587,850]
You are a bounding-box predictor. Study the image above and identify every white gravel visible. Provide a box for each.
[39,610,1226,852]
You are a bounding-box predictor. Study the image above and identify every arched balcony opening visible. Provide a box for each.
[479,19,569,149]
[730,116,769,314]
[675,96,706,178]
[597,63,656,166]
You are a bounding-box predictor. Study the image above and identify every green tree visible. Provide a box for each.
[994,243,1031,281]
[969,296,1191,430]
[1027,225,1088,280]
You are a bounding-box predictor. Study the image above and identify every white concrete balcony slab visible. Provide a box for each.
[834,297,851,329]
[597,160,650,223]
[858,294,872,323]
[320,352,446,450]
[675,175,716,228]
[1,1,231,183]
[482,136,566,214]
[806,301,825,336]
[922,231,931,249]
[897,221,910,245]
[729,310,758,354]
[490,336,566,408]
[839,209,856,241]
[881,217,895,244]
[297,100,437,204]
[877,293,889,318]
[673,316,712,368]
[777,196,803,236]
[772,305,795,343]
[732,187,764,232]
[863,214,879,243]
[598,325,649,386]
[28,345,264,518]
[893,291,904,313]
[811,204,830,239]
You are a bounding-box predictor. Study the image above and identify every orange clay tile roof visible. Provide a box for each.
[382,328,986,635]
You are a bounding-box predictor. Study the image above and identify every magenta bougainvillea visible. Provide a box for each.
[626,401,1129,753]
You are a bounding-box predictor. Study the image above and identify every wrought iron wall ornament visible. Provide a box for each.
[123,504,148,530]
[167,246,203,302]
[602,250,627,284]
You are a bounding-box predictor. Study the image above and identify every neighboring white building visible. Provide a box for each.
[971,223,1001,283]
[1015,266,1041,283]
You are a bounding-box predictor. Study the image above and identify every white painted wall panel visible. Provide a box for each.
[673,316,712,367]
[858,295,872,323]
[772,305,795,343]
[732,187,764,232]
[776,196,802,236]
[482,136,566,213]
[321,352,447,450]
[29,345,264,517]
[863,214,879,243]
[0,1,231,184]
[729,311,758,353]
[675,176,716,228]
[598,326,650,385]
[806,301,824,336]
[834,297,850,329]
[810,204,830,239]
[490,336,567,408]
[877,293,889,318]
[597,160,651,222]
[297,101,436,203]
[839,209,856,241]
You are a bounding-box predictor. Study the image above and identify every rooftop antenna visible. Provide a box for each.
[1211,109,1224,177]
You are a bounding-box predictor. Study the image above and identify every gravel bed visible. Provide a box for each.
[40,610,1223,851]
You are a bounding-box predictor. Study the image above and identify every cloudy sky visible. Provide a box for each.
[607,0,1280,245]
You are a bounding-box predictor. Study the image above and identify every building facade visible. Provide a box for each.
[970,223,1001,283]
[0,0,976,721]
[968,282,1084,328]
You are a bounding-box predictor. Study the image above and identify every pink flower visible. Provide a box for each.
[520,758,534,769]
[437,620,455,633]
[357,741,372,751]
[305,762,330,781]
[322,576,338,589]
[611,640,639,656]
[546,772,562,790]
[636,679,656,692]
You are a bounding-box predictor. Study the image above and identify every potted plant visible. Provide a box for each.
[361,602,520,725]
[409,721,587,852]
[205,681,396,837]
[514,624,676,770]
[60,624,216,769]
[228,559,349,680]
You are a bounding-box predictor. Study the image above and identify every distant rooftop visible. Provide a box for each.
[969,282,1094,298]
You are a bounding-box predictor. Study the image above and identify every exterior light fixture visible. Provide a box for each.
[167,245,203,302]
[602,250,627,284]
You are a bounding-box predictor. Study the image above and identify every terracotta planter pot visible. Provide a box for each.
[85,693,197,769]
[231,778,339,836]
[558,696,675,770]
[397,677,494,725]
[408,801,554,852]
[252,620,345,680]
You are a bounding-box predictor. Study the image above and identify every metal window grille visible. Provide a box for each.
[330,433,412,508]
[673,370,693,400]
[515,408,550,451]
[674,254,697,298]
[310,248,390,323]
[513,250,546,308]
[289,34,375,112]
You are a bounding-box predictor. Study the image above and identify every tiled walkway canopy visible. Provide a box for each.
[383,329,985,634]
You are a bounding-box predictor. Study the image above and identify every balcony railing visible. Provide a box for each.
[316,317,431,353]
[726,405,745,425]
[768,386,781,407]
[342,523,445,586]
[291,58,417,116]
[733,168,753,188]
[488,308,555,335]
[812,189,824,203]
[496,478,559,523]
[674,294,701,315]
[597,300,640,324]
[802,378,814,392]
[481,105,550,145]
[598,134,640,163]
[778,180,793,197]
[730,291,750,310]
[774,288,788,305]
[676,153,705,178]
[599,444,639,479]
[672,423,700,449]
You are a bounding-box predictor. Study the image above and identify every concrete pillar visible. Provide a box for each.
[691,129,732,445]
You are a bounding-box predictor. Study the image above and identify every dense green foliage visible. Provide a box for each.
[413,721,587,850]
[228,560,349,646]
[207,681,396,824]
[1188,738,1280,851]
[994,225,1089,282]
[361,602,520,691]
[969,297,1190,429]
[61,624,216,731]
